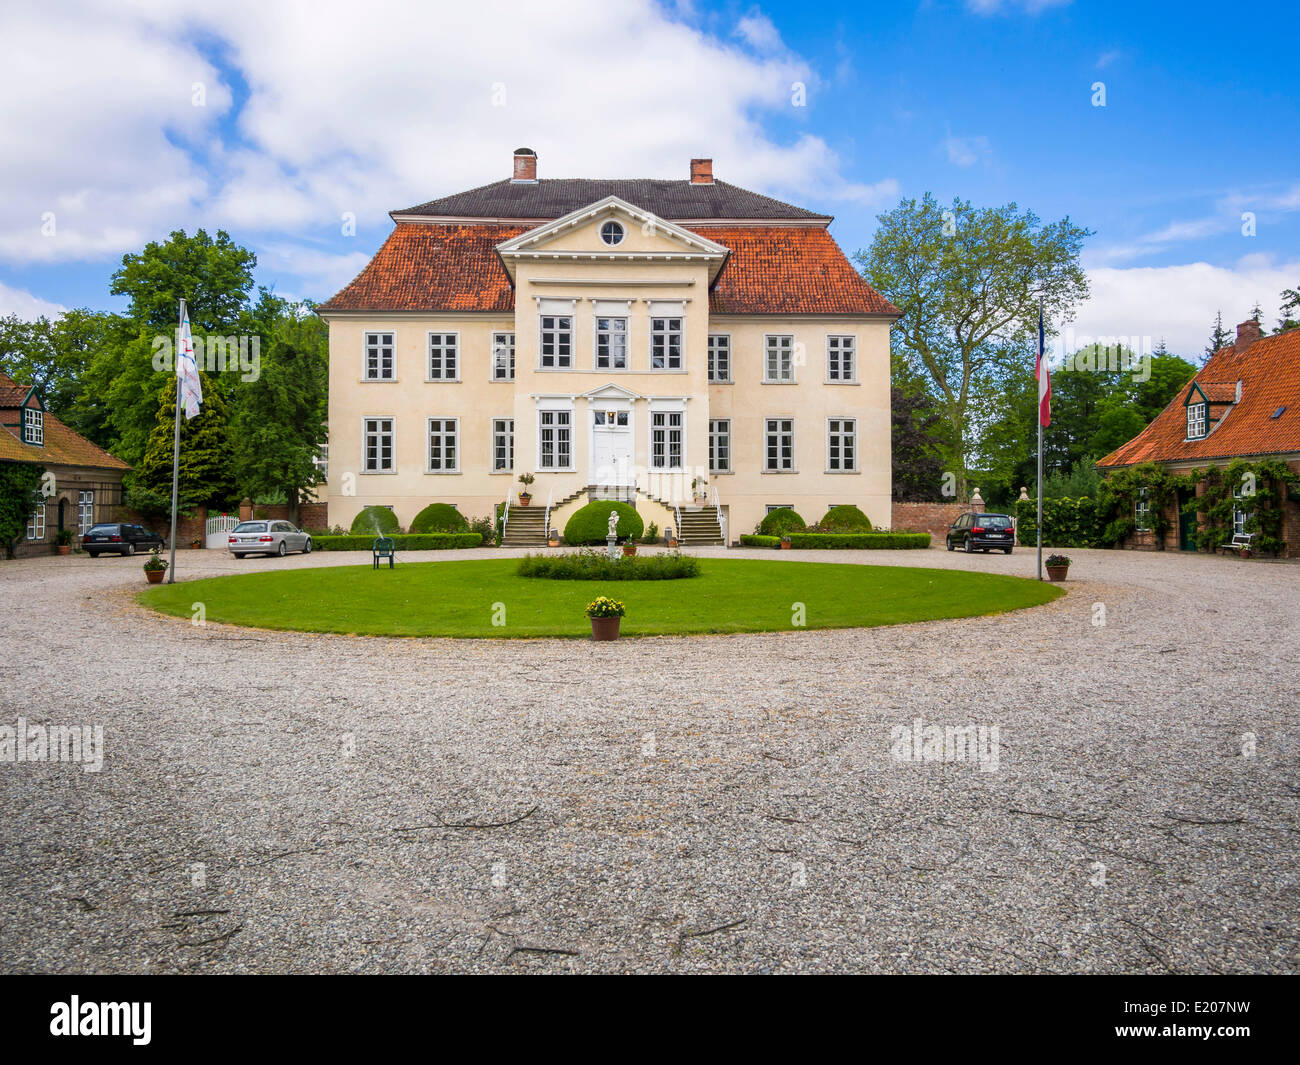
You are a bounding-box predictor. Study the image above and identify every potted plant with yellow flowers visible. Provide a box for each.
[586,595,625,640]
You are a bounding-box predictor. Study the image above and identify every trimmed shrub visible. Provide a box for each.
[348,506,401,536]
[563,501,644,545]
[410,502,469,534]
[517,549,699,580]
[816,505,873,532]
[313,533,481,550]
[740,532,930,549]
[757,507,806,535]
[1015,496,1101,548]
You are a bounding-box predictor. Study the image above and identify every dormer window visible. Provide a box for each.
[600,221,625,246]
[1186,402,1207,440]
[23,408,43,446]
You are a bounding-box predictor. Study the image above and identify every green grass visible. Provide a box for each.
[137,558,1063,639]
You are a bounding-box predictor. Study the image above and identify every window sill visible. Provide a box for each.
[709,469,734,475]
[824,380,860,386]
[824,469,860,475]
[424,377,462,384]
[360,469,398,475]
[762,380,798,385]
[360,377,398,384]
[762,469,799,474]
[708,379,734,385]
[424,470,462,475]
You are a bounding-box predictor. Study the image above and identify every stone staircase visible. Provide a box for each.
[501,503,548,546]
[676,505,724,546]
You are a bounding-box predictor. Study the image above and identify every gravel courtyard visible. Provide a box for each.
[1,545,1296,974]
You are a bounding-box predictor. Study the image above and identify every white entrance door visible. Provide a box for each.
[591,409,633,486]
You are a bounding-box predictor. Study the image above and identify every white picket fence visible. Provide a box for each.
[205,514,240,549]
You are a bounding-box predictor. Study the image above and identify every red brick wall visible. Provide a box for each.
[249,502,328,529]
[891,501,968,540]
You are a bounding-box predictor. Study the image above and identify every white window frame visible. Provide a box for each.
[491,332,515,381]
[492,417,514,473]
[1135,487,1152,531]
[1186,401,1207,439]
[538,405,574,470]
[362,416,395,474]
[426,417,460,473]
[426,332,460,381]
[826,417,858,472]
[1232,484,1253,536]
[826,335,857,383]
[709,418,731,473]
[764,335,796,383]
[27,502,45,540]
[78,489,93,534]
[539,315,574,370]
[363,331,396,382]
[649,407,685,471]
[595,316,629,371]
[707,334,731,383]
[22,407,43,445]
[650,317,683,371]
[764,417,796,472]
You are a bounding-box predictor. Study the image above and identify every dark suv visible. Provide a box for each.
[82,523,166,557]
[946,512,1015,554]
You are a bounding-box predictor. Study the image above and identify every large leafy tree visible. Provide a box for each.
[231,301,329,524]
[858,194,1091,490]
[132,372,236,517]
[890,356,948,501]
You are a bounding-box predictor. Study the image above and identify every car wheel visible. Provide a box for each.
[303,538,312,554]
[946,537,954,552]
[87,550,99,558]
[277,541,287,557]
[1004,547,1013,554]
[125,543,135,556]
[964,536,974,553]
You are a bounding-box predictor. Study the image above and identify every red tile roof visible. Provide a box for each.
[1097,328,1300,467]
[318,221,898,317]
[0,371,130,470]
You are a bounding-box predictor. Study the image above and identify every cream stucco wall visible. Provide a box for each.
[323,210,893,538]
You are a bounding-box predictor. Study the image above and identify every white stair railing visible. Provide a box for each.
[544,487,553,542]
[711,486,727,548]
[500,496,509,541]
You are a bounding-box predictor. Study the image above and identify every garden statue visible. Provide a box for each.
[607,510,620,537]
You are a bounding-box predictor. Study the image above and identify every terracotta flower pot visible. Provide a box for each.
[780,540,791,550]
[518,493,532,506]
[145,569,165,584]
[57,545,71,555]
[590,616,621,641]
[1046,565,1069,582]
[622,543,637,556]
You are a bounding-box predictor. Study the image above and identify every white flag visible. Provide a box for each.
[177,300,202,420]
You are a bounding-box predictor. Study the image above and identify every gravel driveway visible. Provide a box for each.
[1,545,1296,973]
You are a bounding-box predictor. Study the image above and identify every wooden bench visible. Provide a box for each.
[372,536,396,569]
[1226,532,1255,557]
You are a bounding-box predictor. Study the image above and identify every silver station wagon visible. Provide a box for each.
[227,520,313,558]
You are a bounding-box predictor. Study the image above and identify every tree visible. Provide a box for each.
[230,304,328,524]
[132,372,236,518]
[858,194,1091,490]
[891,366,947,501]
[0,462,45,558]
[1277,287,1300,333]
[1205,310,1231,362]
[110,229,257,334]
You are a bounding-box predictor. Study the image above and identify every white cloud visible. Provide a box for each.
[942,134,991,168]
[1095,50,1120,69]
[965,0,1070,14]
[0,0,894,305]
[0,283,68,321]
[1070,256,1299,357]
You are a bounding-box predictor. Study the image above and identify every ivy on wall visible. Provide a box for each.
[1096,462,1180,549]
[1182,459,1298,554]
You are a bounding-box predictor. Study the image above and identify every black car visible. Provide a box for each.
[946,512,1015,554]
[82,522,166,557]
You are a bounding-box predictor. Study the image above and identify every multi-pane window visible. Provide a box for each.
[1233,484,1253,536]
[1135,487,1151,531]
[1186,402,1207,439]
[827,418,857,471]
[709,418,731,473]
[707,335,731,382]
[765,335,795,382]
[23,408,43,445]
[78,490,93,534]
[765,418,795,471]
[650,410,684,469]
[596,317,628,369]
[427,333,458,380]
[363,332,395,381]
[827,336,856,382]
[26,503,45,540]
[492,333,515,381]
[363,417,394,472]
[313,443,328,481]
[540,316,573,368]
[427,418,458,472]
[651,318,682,370]
[539,409,572,469]
[492,418,514,472]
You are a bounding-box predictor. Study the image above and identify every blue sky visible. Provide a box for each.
[2,0,1296,356]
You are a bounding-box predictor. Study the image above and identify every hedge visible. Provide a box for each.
[313,533,482,551]
[348,506,401,536]
[1015,496,1102,548]
[517,549,699,580]
[409,502,469,534]
[757,507,806,535]
[563,501,644,545]
[740,532,931,549]
[816,505,873,532]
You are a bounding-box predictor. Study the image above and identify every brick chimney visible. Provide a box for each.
[690,158,714,185]
[1235,319,1262,351]
[511,147,538,183]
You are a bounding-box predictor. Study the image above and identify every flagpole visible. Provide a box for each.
[167,299,183,584]
[1036,300,1044,581]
